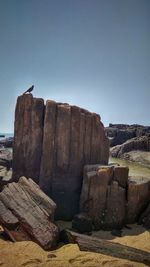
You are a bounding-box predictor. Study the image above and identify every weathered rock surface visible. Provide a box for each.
[0,177,59,250]
[126,176,150,223]
[80,165,128,230]
[13,94,109,220]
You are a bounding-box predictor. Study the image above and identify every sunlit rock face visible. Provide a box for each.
[13,94,109,219]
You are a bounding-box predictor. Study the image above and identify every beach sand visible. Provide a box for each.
[0,224,150,267]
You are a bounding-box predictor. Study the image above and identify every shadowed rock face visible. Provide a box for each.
[13,94,109,220]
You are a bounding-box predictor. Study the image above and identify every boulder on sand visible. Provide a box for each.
[0,177,59,250]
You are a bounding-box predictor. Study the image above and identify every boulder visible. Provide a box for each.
[13,94,109,220]
[0,177,59,250]
[126,176,150,223]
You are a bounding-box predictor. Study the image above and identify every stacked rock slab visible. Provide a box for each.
[80,165,128,230]
[13,94,109,220]
[0,177,58,250]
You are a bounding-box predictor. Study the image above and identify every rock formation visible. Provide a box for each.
[13,94,109,220]
[80,165,128,230]
[80,165,150,229]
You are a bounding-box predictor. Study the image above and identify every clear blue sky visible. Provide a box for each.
[0,0,150,132]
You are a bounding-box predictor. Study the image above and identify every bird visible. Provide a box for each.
[23,85,34,95]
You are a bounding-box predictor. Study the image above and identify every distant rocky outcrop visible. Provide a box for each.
[110,135,150,158]
[105,123,150,147]
[107,124,150,166]
[0,137,13,148]
[13,94,109,220]
[110,135,150,167]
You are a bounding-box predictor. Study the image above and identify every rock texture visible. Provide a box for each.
[80,165,128,230]
[126,176,150,223]
[13,94,109,220]
[0,177,58,250]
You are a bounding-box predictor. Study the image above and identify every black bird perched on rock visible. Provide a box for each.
[23,85,34,94]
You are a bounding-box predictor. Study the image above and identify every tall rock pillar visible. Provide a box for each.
[13,94,44,183]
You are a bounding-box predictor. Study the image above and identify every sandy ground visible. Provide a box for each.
[0,223,150,267]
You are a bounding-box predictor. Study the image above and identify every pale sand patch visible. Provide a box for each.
[0,224,150,267]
